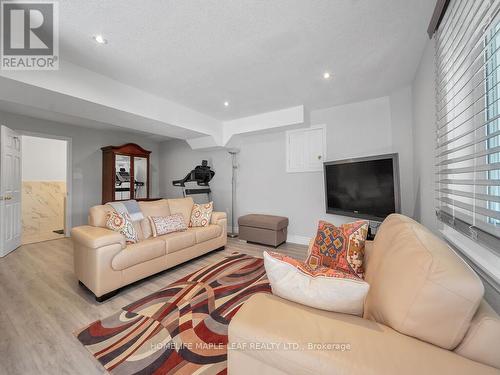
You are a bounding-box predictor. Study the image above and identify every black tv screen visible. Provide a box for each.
[324,154,400,221]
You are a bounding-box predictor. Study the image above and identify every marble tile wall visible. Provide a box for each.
[22,181,66,244]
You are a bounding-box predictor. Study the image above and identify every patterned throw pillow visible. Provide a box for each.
[105,211,139,244]
[307,220,369,278]
[264,251,369,316]
[190,202,213,227]
[148,214,187,237]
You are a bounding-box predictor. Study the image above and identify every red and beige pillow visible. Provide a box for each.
[190,202,213,227]
[307,220,369,278]
[263,251,369,316]
[148,214,187,237]
[105,211,139,244]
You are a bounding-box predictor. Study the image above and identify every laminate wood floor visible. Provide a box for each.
[0,237,307,375]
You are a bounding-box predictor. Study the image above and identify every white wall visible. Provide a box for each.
[160,93,415,242]
[22,136,67,181]
[389,86,415,218]
[311,96,393,159]
[411,39,438,233]
[0,110,161,227]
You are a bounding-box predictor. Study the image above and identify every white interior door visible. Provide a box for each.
[286,125,326,173]
[305,126,326,171]
[0,125,22,257]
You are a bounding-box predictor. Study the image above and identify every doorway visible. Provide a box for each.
[21,135,69,245]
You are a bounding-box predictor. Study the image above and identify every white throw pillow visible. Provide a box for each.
[264,251,370,316]
[148,214,187,237]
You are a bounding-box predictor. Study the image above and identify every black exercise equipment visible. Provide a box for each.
[172,160,215,201]
[115,168,145,194]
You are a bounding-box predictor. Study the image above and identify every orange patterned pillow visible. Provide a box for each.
[266,251,360,280]
[307,220,368,278]
[190,202,213,227]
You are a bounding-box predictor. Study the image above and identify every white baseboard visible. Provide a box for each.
[287,234,311,245]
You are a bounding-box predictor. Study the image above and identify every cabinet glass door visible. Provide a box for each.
[115,155,131,200]
[134,157,148,199]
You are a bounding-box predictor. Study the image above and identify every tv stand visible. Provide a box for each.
[367,226,376,241]
[367,221,381,241]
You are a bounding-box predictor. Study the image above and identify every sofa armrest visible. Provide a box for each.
[228,294,497,375]
[211,211,227,225]
[71,225,125,249]
[72,225,125,297]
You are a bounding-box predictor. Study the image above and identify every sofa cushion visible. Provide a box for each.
[363,214,484,350]
[229,294,499,375]
[264,251,369,316]
[167,197,194,227]
[138,200,171,239]
[455,300,500,369]
[307,220,368,278]
[111,238,166,271]
[138,199,171,217]
[160,230,196,254]
[190,224,222,243]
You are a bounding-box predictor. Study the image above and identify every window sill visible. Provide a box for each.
[440,224,500,289]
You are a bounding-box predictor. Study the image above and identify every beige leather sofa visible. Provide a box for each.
[72,198,227,301]
[228,214,500,374]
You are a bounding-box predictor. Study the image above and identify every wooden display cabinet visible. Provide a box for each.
[101,143,151,204]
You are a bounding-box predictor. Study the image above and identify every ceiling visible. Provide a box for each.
[59,0,435,121]
[0,100,173,142]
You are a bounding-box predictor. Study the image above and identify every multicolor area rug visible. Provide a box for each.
[76,253,270,374]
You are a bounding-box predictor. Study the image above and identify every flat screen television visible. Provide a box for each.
[324,153,400,222]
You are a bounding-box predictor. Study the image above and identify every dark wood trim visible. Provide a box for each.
[101,143,152,204]
[101,143,151,155]
[427,0,451,38]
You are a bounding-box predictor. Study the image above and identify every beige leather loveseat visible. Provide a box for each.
[228,214,500,374]
[72,197,227,301]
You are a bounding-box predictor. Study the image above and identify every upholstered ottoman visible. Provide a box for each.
[238,214,289,247]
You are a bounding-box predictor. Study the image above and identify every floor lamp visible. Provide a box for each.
[227,149,239,238]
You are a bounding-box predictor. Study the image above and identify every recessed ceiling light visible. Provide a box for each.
[93,35,107,44]
[224,101,229,107]
[323,72,331,79]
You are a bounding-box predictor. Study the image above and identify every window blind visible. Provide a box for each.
[435,0,500,252]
